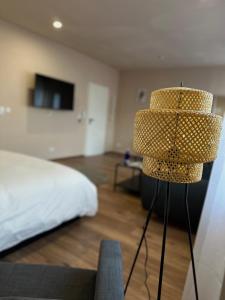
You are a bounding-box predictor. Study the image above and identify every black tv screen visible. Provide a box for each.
[33,74,74,110]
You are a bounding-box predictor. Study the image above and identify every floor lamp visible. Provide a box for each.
[125,87,222,299]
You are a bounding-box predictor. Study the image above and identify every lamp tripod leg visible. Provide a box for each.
[184,184,199,300]
[124,179,160,295]
[157,181,171,300]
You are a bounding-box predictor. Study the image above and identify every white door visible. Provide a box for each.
[85,82,110,156]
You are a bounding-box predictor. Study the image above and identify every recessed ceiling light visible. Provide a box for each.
[53,20,63,29]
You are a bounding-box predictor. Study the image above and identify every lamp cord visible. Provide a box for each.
[124,180,160,295]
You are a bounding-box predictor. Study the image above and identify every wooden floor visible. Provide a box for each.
[3,153,191,300]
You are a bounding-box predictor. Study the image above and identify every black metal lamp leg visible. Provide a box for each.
[184,184,199,300]
[157,181,171,300]
[124,179,160,295]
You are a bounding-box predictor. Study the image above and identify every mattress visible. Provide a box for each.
[0,151,98,252]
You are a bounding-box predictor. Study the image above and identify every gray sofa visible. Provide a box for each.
[141,163,213,232]
[0,240,124,300]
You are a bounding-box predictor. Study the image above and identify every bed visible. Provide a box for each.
[0,150,98,252]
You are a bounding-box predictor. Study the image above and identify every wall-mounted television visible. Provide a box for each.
[33,74,75,110]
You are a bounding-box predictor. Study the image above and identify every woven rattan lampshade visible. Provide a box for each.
[133,87,222,183]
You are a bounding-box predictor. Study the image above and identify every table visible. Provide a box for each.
[113,161,143,194]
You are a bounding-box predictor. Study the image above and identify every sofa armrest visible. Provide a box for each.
[94,240,124,300]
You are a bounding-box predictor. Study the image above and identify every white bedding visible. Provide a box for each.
[0,151,98,252]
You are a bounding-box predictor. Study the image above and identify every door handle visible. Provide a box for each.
[88,118,95,124]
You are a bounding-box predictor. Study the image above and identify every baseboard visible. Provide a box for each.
[52,152,122,160]
[52,154,85,161]
[105,151,123,156]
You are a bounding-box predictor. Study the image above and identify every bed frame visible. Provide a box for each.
[0,217,80,258]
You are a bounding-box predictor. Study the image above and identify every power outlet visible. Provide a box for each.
[48,147,55,153]
[116,142,121,149]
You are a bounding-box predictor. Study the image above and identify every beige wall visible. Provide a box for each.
[0,20,119,159]
[115,67,225,153]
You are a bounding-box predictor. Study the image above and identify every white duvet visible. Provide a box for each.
[0,151,98,252]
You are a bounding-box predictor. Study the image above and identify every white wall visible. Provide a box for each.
[183,119,225,300]
[0,20,119,159]
[115,68,225,153]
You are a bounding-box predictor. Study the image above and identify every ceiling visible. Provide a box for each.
[0,0,224,70]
